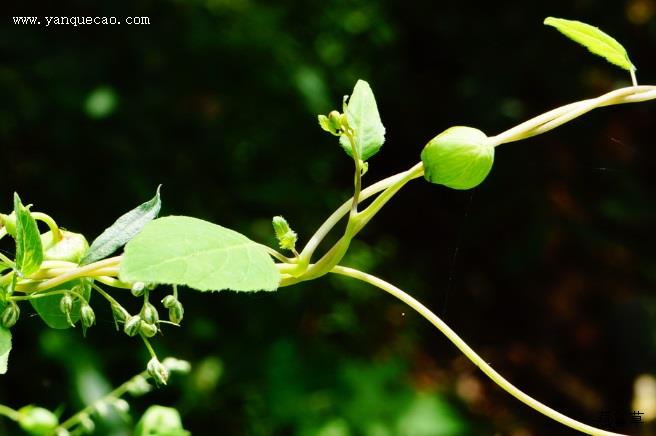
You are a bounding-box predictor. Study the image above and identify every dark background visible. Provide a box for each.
[1,0,656,434]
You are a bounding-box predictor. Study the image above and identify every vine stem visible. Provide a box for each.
[489,85,656,146]
[299,162,424,264]
[14,257,121,293]
[0,404,21,422]
[331,265,625,436]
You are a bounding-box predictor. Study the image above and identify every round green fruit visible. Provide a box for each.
[420,126,494,190]
[41,230,89,263]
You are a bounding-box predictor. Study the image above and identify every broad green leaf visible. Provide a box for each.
[0,326,11,374]
[544,17,635,72]
[81,186,161,265]
[30,279,92,329]
[14,193,43,276]
[120,216,280,292]
[135,405,189,436]
[339,80,385,161]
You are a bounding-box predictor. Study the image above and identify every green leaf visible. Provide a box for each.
[30,279,92,329]
[0,326,10,374]
[339,80,385,161]
[81,186,161,265]
[120,216,280,292]
[135,405,189,436]
[13,193,43,276]
[544,17,635,72]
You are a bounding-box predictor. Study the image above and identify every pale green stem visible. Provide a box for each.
[331,265,625,436]
[94,276,132,289]
[91,283,121,307]
[0,252,14,268]
[299,163,424,264]
[15,257,121,293]
[489,85,656,146]
[345,130,362,217]
[31,212,62,242]
[630,69,637,87]
[141,334,157,359]
[58,370,149,431]
[0,403,21,422]
[11,288,85,302]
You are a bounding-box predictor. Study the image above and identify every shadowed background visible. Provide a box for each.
[1,0,656,434]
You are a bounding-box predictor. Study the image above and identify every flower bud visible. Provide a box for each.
[111,398,130,414]
[126,375,152,396]
[131,282,145,297]
[140,302,159,325]
[162,357,192,374]
[161,295,177,308]
[124,315,142,337]
[18,406,58,435]
[139,321,158,338]
[41,230,89,263]
[60,294,74,326]
[1,301,20,329]
[111,303,130,330]
[147,357,169,386]
[272,216,297,251]
[79,413,95,433]
[421,126,494,190]
[80,303,95,336]
[168,301,184,325]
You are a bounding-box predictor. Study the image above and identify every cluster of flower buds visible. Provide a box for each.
[161,295,184,324]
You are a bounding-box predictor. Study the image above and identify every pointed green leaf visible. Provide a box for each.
[120,216,280,292]
[0,326,11,374]
[81,186,161,265]
[30,279,92,329]
[544,17,635,72]
[13,193,43,276]
[339,80,385,161]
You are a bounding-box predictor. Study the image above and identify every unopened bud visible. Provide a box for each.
[131,282,145,297]
[1,301,20,329]
[168,301,184,324]
[272,216,297,251]
[111,303,130,330]
[60,294,74,326]
[111,398,130,414]
[140,302,159,325]
[139,321,158,338]
[147,357,169,386]
[79,413,95,433]
[80,303,95,336]
[18,406,58,435]
[161,295,177,308]
[124,315,142,337]
[162,357,192,374]
[125,375,151,396]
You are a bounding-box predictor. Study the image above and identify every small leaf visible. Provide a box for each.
[135,405,189,436]
[14,193,43,276]
[120,216,280,292]
[544,17,635,72]
[30,279,92,329]
[339,80,385,161]
[81,186,161,265]
[0,326,11,374]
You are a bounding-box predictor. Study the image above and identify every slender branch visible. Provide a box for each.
[330,265,625,436]
[299,163,424,263]
[0,403,21,422]
[489,85,656,146]
[31,212,62,242]
[15,257,121,293]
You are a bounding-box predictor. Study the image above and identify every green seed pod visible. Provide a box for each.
[131,282,145,297]
[124,315,142,337]
[140,302,159,325]
[168,301,184,325]
[139,321,158,338]
[420,126,494,190]
[1,301,20,329]
[147,357,169,386]
[18,406,59,435]
[161,295,177,309]
[41,230,89,263]
[0,212,17,237]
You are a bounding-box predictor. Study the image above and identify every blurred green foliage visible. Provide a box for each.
[1,0,656,434]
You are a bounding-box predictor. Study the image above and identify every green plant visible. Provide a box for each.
[0,17,654,435]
